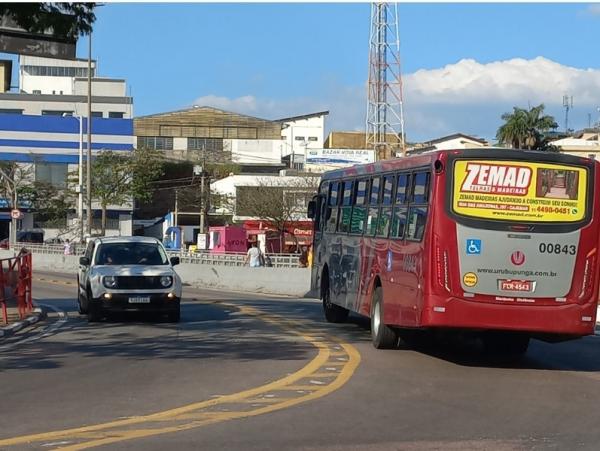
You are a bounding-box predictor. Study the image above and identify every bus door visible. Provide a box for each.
[310,182,329,292]
[333,180,357,309]
[350,178,371,314]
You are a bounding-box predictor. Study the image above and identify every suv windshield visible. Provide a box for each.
[95,242,169,265]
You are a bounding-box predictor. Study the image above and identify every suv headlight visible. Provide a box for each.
[103,276,117,288]
[160,276,172,288]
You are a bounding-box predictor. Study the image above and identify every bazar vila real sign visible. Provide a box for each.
[452,160,587,223]
[306,148,375,166]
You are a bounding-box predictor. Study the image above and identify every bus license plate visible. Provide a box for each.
[498,280,533,292]
[128,296,151,304]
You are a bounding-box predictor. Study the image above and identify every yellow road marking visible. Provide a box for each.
[0,302,361,450]
[34,277,74,287]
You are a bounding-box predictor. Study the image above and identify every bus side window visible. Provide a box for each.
[337,180,354,233]
[390,173,410,239]
[377,174,395,237]
[326,181,340,233]
[351,179,369,234]
[366,176,381,236]
[406,171,431,241]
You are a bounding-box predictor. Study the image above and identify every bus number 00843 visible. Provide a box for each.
[538,243,576,255]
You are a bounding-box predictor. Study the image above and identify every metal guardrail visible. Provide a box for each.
[168,250,301,268]
[15,243,302,268]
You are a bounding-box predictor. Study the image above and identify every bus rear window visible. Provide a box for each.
[451,159,588,223]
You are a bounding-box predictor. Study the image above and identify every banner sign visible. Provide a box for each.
[452,160,587,222]
[306,148,375,166]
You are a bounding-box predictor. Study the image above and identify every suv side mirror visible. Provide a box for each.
[170,256,180,266]
[79,256,90,266]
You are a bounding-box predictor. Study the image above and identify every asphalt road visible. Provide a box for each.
[1,272,600,450]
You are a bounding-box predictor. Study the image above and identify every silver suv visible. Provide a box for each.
[77,236,182,322]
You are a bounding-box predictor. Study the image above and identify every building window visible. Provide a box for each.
[91,111,103,118]
[294,136,305,141]
[308,137,318,141]
[188,137,223,152]
[137,136,173,151]
[0,109,23,114]
[22,65,95,77]
[42,110,73,116]
[108,112,124,119]
[35,163,68,188]
[33,90,41,94]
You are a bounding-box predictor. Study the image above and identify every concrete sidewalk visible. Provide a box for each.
[0,305,46,339]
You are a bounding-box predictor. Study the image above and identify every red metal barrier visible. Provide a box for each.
[0,250,33,325]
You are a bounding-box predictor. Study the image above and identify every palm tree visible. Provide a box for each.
[496,104,558,150]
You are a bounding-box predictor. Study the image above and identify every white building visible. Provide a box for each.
[0,55,133,119]
[550,131,600,159]
[408,133,489,154]
[278,111,328,169]
[211,174,320,221]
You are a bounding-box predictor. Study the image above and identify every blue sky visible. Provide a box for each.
[9,3,600,142]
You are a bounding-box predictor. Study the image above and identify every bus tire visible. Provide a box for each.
[483,332,530,357]
[322,277,349,323]
[371,286,397,349]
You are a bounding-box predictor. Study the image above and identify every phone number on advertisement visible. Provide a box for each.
[534,206,573,214]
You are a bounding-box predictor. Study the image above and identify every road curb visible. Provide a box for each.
[0,307,47,339]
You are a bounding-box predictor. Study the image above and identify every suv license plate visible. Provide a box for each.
[128,296,151,304]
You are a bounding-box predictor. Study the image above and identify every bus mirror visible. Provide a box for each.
[307,200,317,219]
[434,159,445,174]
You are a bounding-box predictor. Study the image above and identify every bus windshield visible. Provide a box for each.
[451,159,589,224]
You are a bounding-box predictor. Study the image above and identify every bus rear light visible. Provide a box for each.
[578,251,596,301]
[435,244,450,292]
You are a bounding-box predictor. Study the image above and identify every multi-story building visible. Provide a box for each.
[0,55,134,241]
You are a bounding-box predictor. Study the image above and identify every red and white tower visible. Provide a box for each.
[366,2,406,160]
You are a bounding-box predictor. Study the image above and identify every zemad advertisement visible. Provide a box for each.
[452,160,587,222]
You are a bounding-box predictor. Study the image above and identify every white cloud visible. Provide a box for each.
[405,57,600,105]
[191,57,600,143]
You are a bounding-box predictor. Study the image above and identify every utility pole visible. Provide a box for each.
[563,94,573,134]
[174,188,179,228]
[86,31,93,236]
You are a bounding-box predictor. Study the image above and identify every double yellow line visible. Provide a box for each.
[0,303,361,450]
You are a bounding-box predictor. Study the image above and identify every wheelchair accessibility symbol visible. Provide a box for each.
[466,239,482,255]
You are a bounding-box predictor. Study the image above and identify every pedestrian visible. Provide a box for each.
[244,242,263,268]
[299,246,308,268]
[63,239,72,256]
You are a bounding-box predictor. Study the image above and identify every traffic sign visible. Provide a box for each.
[10,209,22,219]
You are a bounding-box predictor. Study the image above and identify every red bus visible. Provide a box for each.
[308,149,600,355]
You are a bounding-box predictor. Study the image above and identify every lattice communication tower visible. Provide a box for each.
[366,2,406,160]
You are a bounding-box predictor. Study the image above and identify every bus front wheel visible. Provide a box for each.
[322,277,349,323]
[371,287,397,349]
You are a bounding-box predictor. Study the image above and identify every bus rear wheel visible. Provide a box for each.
[322,277,349,323]
[371,287,397,349]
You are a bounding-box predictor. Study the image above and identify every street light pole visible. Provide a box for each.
[76,115,84,241]
[86,30,92,237]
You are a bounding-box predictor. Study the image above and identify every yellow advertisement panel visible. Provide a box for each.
[452,160,587,222]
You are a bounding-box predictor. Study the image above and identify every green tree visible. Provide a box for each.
[0,3,96,38]
[92,148,164,235]
[496,104,558,150]
[19,181,73,229]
